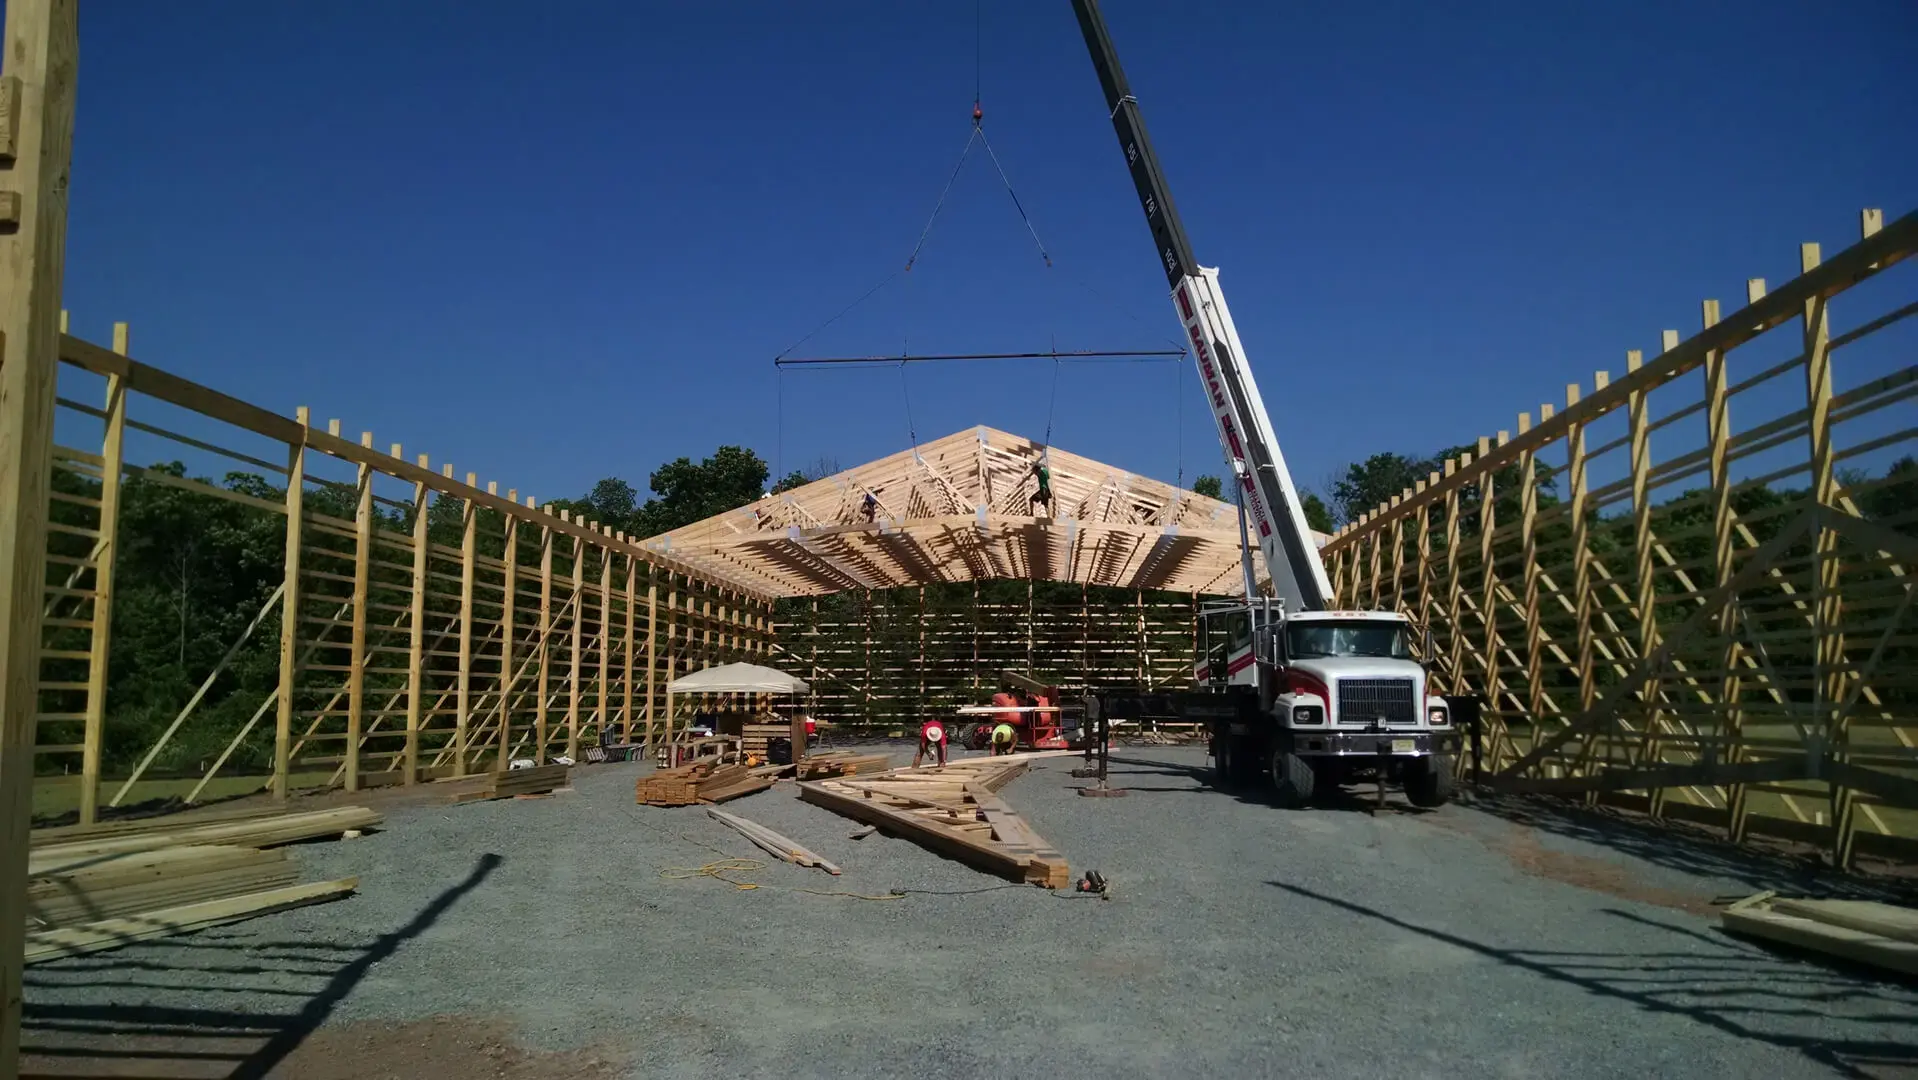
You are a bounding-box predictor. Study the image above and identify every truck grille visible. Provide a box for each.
[1336,678,1417,726]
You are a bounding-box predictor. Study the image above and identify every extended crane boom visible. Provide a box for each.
[1068,0,1332,611]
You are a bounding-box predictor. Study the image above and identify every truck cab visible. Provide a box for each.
[1199,602,1457,807]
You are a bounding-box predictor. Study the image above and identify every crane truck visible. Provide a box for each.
[1069,0,1458,807]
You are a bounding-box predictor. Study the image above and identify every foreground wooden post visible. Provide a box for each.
[404,458,430,784]
[1700,299,1751,842]
[1799,242,1851,866]
[644,565,658,750]
[78,322,128,824]
[275,407,310,797]
[0,1,77,1069]
[345,432,375,792]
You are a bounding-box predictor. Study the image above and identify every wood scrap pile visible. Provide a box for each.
[1722,892,1918,976]
[797,751,1073,887]
[24,805,376,964]
[794,750,892,780]
[741,723,791,759]
[451,763,571,803]
[636,760,774,806]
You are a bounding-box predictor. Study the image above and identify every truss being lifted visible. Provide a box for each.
[642,426,1326,597]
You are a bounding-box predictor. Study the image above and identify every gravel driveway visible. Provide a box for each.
[21,747,1918,1079]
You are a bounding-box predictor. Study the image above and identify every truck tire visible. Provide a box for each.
[1405,754,1456,807]
[1211,737,1235,787]
[1270,750,1316,808]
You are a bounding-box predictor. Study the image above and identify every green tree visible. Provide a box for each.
[633,445,770,537]
[1192,475,1222,499]
[1328,453,1431,526]
[1301,492,1334,533]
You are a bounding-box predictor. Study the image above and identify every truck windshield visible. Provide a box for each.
[1287,621,1412,660]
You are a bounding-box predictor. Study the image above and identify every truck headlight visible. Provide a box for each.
[1428,706,1448,726]
[1292,706,1324,725]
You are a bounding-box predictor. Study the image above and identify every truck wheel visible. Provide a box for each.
[1270,751,1316,808]
[1211,738,1235,787]
[1405,754,1456,807]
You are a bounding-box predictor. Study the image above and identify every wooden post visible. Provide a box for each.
[78,323,128,824]
[1517,409,1546,744]
[0,3,77,1067]
[1565,381,1599,782]
[597,535,612,746]
[664,573,679,740]
[345,432,375,792]
[1800,245,1850,866]
[455,473,477,777]
[1442,459,1467,691]
[404,458,430,784]
[623,552,636,744]
[497,507,519,772]
[1628,346,1668,814]
[567,529,583,761]
[1702,300,1749,841]
[275,408,309,798]
[536,517,553,764]
[644,565,658,750]
[1477,434,1501,763]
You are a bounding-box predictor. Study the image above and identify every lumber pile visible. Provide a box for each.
[1722,892,1918,976]
[452,763,571,803]
[22,806,375,964]
[797,752,1072,887]
[742,723,791,760]
[636,761,774,806]
[794,750,893,780]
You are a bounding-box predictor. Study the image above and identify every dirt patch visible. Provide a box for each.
[18,1015,628,1080]
[1495,827,1719,917]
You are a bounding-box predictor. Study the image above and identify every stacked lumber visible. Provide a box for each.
[741,723,791,759]
[451,763,571,803]
[22,806,375,964]
[636,761,774,806]
[1722,892,1918,976]
[794,750,893,779]
[796,752,1071,887]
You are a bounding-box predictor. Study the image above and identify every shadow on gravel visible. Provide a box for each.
[20,851,504,1079]
[1462,791,1917,904]
[1269,878,1918,1080]
[1111,755,1439,817]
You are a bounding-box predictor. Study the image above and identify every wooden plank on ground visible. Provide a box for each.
[1771,898,1918,946]
[24,877,360,964]
[1722,899,1918,977]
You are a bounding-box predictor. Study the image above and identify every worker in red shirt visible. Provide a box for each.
[913,718,949,768]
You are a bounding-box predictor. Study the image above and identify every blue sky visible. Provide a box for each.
[56,0,1917,514]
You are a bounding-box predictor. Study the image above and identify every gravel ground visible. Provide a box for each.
[22,746,1918,1079]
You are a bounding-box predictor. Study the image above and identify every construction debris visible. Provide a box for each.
[1721,892,1918,976]
[637,761,774,807]
[452,763,571,803]
[23,806,376,964]
[797,752,1072,888]
[707,807,842,875]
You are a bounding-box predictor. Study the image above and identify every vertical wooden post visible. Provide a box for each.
[1136,588,1146,689]
[1367,513,1385,609]
[1799,246,1850,865]
[644,565,658,750]
[345,433,375,792]
[1025,576,1034,674]
[919,585,928,715]
[596,534,611,746]
[497,508,519,773]
[1476,434,1501,763]
[536,516,553,764]
[1413,498,1433,649]
[1701,299,1750,841]
[1442,459,1467,691]
[664,573,679,740]
[1628,347,1668,813]
[455,473,477,777]
[1566,381,1600,782]
[1389,510,1408,615]
[0,4,77,1065]
[404,459,430,784]
[1517,410,1546,746]
[623,552,636,744]
[78,323,128,824]
[567,527,583,762]
[275,409,309,798]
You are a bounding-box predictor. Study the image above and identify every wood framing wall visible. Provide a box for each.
[775,583,1198,729]
[29,333,775,819]
[1323,208,1918,867]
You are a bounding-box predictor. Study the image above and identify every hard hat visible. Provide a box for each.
[924,723,944,743]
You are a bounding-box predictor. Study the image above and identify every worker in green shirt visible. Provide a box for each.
[1028,457,1052,513]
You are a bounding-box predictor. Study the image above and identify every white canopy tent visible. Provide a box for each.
[667,662,810,696]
